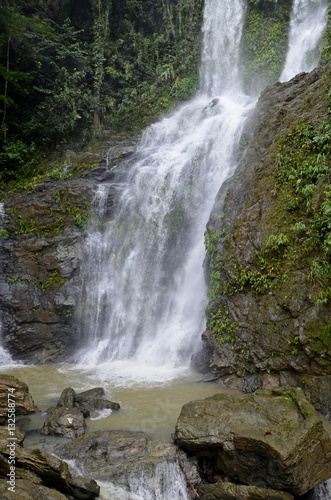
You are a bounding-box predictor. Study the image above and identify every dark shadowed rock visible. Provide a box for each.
[42,407,86,438]
[74,387,120,412]
[56,387,76,408]
[175,387,331,496]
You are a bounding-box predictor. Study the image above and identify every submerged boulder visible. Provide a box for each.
[175,387,331,496]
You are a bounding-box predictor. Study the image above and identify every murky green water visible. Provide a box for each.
[5,362,231,444]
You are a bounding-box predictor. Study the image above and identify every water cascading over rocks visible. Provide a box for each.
[280,0,329,81]
[77,0,255,373]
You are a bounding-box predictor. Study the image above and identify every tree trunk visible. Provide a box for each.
[1,35,11,135]
[92,0,110,128]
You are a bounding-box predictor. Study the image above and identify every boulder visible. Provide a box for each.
[43,386,120,438]
[56,429,177,489]
[56,386,120,413]
[42,407,86,438]
[0,374,40,422]
[197,482,294,500]
[0,425,25,445]
[56,387,76,408]
[0,438,99,499]
[74,387,120,412]
[175,387,331,496]
[0,479,67,500]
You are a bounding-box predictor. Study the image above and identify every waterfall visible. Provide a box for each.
[280,0,328,82]
[0,203,14,365]
[77,0,254,372]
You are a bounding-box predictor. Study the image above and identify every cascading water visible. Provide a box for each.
[0,203,14,366]
[77,0,254,376]
[280,0,329,82]
[2,1,330,499]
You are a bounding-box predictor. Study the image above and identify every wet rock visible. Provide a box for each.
[0,374,40,423]
[242,374,262,393]
[75,387,105,399]
[0,179,95,363]
[197,482,294,500]
[0,479,67,500]
[74,387,121,412]
[0,425,25,445]
[44,386,121,438]
[76,396,120,412]
[201,67,331,379]
[57,429,177,489]
[42,407,86,438]
[55,386,120,414]
[175,387,331,496]
[56,387,76,408]
[0,440,99,499]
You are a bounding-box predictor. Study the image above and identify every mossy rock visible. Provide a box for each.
[175,387,331,496]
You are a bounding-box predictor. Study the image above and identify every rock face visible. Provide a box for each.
[0,179,94,363]
[201,66,331,383]
[0,434,100,499]
[0,139,136,363]
[174,387,331,496]
[0,374,39,423]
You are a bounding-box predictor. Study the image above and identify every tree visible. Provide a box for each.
[91,0,110,127]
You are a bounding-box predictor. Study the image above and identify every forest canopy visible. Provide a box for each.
[0,0,203,180]
[1,0,330,182]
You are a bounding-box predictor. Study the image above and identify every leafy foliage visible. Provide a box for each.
[242,0,291,90]
[0,0,203,181]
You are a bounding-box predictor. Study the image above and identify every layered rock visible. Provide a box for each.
[0,430,99,499]
[175,387,331,497]
[0,374,39,423]
[0,139,136,363]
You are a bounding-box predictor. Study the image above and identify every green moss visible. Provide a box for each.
[208,307,237,344]
[223,267,273,296]
[320,7,331,66]
[38,270,65,293]
[0,229,9,239]
[6,187,91,237]
[242,0,291,88]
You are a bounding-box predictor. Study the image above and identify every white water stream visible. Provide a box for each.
[1,0,330,498]
[0,203,14,366]
[76,0,254,378]
[281,0,329,82]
